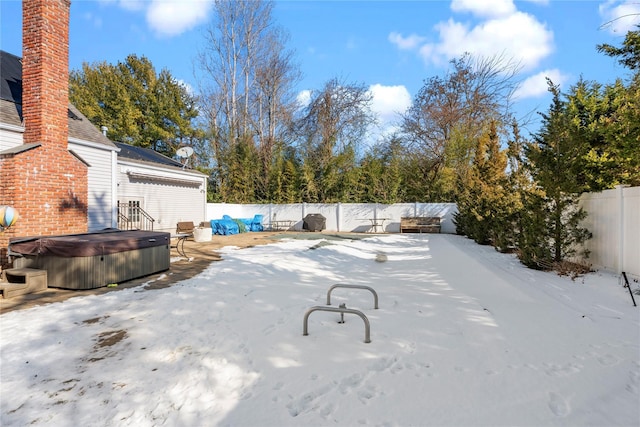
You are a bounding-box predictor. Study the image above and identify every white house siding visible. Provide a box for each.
[0,125,22,151]
[117,164,206,233]
[69,139,118,231]
[1,129,118,231]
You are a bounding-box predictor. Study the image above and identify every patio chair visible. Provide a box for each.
[176,221,195,237]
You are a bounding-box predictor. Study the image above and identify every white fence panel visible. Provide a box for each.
[207,203,246,220]
[622,187,639,278]
[580,186,639,278]
[207,202,459,233]
[340,203,380,233]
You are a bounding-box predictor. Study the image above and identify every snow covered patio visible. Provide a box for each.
[1,234,638,426]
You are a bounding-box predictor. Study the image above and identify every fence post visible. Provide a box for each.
[302,203,307,226]
[618,185,625,274]
[268,203,273,231]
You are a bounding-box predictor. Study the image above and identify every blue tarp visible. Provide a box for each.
[210,214,263,235]
[249,214,264,231]
[211,219,239,235]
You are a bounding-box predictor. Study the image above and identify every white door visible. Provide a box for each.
[118,197,145,230]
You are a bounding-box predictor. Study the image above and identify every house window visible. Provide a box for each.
[127,200,141,222]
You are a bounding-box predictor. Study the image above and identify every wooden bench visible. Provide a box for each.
[400,217,441,233]
[0,268,48,298]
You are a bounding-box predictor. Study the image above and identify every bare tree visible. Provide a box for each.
[400,53,520,200]
[294,77,376,201]
[195,0,300,200]
[251,27,301,193]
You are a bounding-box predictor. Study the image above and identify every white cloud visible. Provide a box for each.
[176,79,195,96]
[346,37,358,50]
[83,12,103,29]
[390,1,553,72]
[104,0,213,37]
[115,0,146,12]
[450,0,516,18]
[146,0,213,37]
[369,84,412,125]
[296,90,312,108]
[367,84,412,142]
[513,68,569,100]
[420,11,553,71]
[388,32,427,50]
[599,0,640,34]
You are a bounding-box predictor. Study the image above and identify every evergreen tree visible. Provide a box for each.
[266,144,301,203]
[454,121,510,246]
[496,121,530,253]
[358,136,403,203]
[597,25,640,71]
[224,135,261,203]
[562,77,640,190]
[517,190,552,269]
[522,80,591,268]
[596,76,640,187]
[70,55,199,157]
[594,26,640,187]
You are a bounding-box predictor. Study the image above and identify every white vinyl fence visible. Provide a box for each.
[206,202,459,234]
[206,187,639,279]
[580,185,639,279]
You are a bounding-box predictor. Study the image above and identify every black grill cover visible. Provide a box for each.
[303,214,326,232]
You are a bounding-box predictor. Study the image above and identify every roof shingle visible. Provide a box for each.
[0,50,116,149]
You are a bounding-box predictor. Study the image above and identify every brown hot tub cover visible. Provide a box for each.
[9,229,170,257]
[8,230,171,290]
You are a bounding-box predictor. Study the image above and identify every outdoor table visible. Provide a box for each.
[171,233,190,258]
[359,218,390,233]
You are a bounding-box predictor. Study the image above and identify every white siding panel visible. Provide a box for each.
[1,131,117,231]
[118,169,206,233]
[69,143,116,231]
[0,127,23,150]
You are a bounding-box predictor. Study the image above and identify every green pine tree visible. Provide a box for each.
[454,121,510,246]
[522,80,592,267]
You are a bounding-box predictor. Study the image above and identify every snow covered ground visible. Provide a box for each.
[1,234,638,426]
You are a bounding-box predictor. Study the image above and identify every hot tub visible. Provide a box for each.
[9,230,170,290]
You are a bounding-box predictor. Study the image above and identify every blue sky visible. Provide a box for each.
[2,0,640,137]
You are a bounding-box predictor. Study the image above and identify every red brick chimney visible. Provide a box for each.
[22,0,73,153]
[0,0,88,268]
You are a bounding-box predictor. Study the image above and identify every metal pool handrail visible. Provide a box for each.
[303,305,371,343]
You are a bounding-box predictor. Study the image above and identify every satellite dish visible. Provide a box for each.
[176,146,194,169]
[176,146,194,158]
